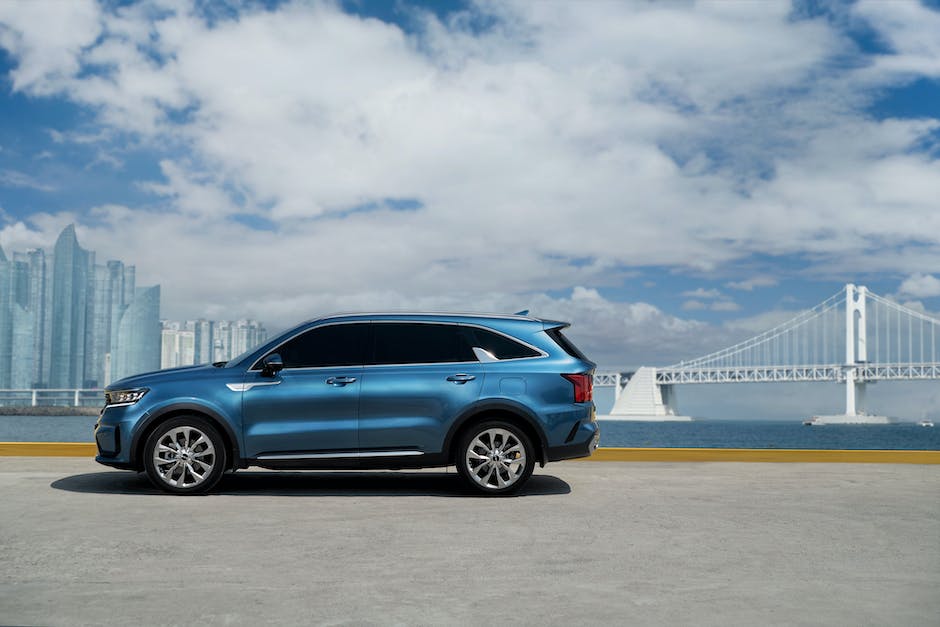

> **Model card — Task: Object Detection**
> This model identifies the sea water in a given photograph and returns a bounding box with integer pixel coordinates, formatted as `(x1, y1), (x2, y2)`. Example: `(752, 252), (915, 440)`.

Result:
(1, 415), (938, 449)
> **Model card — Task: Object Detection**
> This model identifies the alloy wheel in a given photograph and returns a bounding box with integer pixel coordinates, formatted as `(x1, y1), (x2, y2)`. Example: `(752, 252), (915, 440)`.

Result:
(152, 426), (217, 489)
(464, 427), (527, 490)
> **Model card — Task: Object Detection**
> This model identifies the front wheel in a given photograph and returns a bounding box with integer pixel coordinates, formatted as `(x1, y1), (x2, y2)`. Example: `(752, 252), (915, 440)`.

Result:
(456, 421), (535, 495)
(143, 417), (226, 494)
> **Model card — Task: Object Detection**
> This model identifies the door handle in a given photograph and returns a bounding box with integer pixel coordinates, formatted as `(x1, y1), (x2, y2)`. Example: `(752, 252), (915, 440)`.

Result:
(446, 374), (476, 383)
(326, 376), (357, 386)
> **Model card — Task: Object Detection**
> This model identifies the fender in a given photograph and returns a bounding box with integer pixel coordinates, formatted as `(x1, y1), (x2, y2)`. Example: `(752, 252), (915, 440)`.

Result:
(129, 402), (243, 469)
(443, 398), (549, 465)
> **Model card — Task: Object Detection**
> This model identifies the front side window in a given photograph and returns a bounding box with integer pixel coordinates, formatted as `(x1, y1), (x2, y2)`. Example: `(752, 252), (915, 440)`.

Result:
(268, 323), (369, 368)
(371, 323), (475, 365)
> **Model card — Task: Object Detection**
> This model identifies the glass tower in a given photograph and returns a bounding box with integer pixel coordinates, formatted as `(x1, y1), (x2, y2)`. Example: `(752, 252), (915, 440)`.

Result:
(112, 286), (161, 382)
(0, 225), (161, 389)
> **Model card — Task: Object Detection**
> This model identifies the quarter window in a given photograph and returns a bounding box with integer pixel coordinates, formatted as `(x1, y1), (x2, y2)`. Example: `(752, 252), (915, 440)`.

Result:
(464, 327), (541, 360)
(371, 323), (475, 365)
(270, 323), (369, 368)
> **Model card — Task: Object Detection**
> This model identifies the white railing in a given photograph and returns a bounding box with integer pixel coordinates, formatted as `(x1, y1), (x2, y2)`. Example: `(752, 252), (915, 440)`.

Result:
(0, 389), (103, 407)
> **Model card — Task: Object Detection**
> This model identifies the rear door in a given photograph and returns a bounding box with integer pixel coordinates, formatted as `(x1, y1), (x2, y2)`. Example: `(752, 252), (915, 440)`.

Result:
(357, 322), (484, 455)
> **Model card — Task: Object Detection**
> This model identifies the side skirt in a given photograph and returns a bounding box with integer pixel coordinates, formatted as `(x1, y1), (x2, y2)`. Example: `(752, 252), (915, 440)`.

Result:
(247, 450), (450, 471)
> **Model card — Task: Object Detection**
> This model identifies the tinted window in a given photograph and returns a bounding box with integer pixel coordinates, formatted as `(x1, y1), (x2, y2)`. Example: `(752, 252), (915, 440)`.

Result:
(465, 327), (541, 360)
(372, 323), (475, 365)
(545, 328), (588, 360)
(271, 323), (368, 368)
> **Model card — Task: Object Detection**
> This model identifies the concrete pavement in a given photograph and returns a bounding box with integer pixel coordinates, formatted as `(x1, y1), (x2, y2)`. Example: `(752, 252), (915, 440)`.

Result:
(0, 458), (937, 626)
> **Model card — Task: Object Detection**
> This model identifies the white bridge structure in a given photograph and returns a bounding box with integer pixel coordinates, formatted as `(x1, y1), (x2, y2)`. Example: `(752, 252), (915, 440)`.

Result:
(593, 284), (940, 422)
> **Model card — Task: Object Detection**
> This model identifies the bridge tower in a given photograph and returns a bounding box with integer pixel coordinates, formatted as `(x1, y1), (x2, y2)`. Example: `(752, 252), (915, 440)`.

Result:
(844, 283), (867, 416)
(603, 367), (691, 421)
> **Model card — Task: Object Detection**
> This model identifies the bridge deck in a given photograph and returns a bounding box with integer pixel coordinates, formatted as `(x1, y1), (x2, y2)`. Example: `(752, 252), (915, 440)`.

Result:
(593, 363), (940, 385)
(1, 458), (937, 625)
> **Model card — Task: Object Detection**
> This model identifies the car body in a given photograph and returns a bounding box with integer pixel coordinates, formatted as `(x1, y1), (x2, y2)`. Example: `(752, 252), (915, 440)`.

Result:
(95, 312), (599, 494)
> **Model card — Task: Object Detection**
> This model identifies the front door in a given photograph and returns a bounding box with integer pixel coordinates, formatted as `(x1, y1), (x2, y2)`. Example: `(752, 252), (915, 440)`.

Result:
(241, 322), (369, 458)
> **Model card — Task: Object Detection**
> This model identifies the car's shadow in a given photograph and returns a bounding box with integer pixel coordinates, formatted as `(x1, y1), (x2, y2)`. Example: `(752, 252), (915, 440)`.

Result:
(50, 469), (571, 497)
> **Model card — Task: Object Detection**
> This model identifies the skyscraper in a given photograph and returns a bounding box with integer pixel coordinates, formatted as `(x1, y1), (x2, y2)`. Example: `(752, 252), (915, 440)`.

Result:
(49, 224), (93, 388)
(112, 286), (161, 382)
(0, 225), (161, 388)
(160, 319), (266, 369)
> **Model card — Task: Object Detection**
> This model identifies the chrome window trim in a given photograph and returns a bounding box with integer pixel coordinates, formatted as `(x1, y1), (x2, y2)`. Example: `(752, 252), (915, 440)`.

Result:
(249, 319), (549, 372)
(300, 311), (541, 322)
(459, 322), (549, 361)
(472, 347), (498, 363)
(256, 450), (424, 461)
(363, 321), (548, 368)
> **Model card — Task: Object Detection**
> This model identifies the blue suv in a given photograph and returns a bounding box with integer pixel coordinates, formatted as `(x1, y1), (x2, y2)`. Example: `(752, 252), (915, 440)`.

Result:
(95, 313), (599, 495)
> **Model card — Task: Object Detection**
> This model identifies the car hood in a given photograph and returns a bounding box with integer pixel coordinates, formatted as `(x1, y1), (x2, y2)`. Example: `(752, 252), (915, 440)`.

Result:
(107, 364), (220, 390)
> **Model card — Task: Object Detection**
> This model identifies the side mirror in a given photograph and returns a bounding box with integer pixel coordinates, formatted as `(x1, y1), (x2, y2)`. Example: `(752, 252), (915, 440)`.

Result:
(261, 353), (284, 378)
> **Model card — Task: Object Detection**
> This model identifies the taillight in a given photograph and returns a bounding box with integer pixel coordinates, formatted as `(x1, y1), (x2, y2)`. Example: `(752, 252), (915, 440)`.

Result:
(562, 373), (593, 403)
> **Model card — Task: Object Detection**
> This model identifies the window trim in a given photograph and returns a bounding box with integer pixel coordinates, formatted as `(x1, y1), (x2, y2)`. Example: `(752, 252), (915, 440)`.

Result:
(364, 321), (548, 368)
(248, 319), (548, 372)
(461, 324), (547, 362)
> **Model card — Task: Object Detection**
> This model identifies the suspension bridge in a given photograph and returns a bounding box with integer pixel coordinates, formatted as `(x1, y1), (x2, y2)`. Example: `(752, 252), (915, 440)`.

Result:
(594, 284), (940, 422)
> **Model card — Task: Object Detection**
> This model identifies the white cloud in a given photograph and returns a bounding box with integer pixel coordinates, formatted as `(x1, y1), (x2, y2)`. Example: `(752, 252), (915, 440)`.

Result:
(726, 276), (778, 291)
(682, 288), (723, 299)
(681, 288), (739, 311)
(0, 0), (938, 365)
(709, 300), (741, 312)
(0, 0), (101, 94)
(898, 273), (940, 299)
(854, 0), (940, 78)
(0, 169), (55, 192)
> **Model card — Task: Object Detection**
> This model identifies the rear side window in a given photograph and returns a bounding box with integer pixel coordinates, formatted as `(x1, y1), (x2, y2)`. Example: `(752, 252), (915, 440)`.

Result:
(372, 323), (476, 365)
(271, 323), (369, 368)
(545, 328), (588, 360)
(464, 326), (541, 360)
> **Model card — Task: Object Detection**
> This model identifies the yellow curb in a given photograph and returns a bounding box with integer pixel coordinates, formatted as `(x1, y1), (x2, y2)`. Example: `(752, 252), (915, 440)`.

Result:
(576, 447), (940, 464)
(0, 442), (97, 457)
(0, 442), (938, 463)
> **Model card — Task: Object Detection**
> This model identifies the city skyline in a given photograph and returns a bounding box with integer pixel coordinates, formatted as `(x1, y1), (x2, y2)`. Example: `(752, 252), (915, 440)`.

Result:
(0, 1), (938, 417)
(0, 224), (161, 388)
(161, 318), (267, 370)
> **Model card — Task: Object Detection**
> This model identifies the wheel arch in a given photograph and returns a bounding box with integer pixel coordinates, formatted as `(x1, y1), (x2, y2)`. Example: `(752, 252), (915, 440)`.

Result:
(131, 403), (242, 471)
(445, 400), (548, 467)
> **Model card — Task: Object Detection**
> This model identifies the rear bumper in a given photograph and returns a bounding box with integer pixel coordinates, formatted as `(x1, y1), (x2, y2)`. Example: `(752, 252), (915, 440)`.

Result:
(546, 421), (599, 462)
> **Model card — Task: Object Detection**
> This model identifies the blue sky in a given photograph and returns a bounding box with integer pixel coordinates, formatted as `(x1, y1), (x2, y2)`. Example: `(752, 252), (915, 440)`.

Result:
(0, 1), (939, 417)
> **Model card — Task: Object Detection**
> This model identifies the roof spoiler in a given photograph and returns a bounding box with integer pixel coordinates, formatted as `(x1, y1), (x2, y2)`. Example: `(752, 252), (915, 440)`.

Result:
(540, 319), (570, 330)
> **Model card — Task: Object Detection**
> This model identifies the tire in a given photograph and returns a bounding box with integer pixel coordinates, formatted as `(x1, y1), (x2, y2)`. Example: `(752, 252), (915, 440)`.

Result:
(143, 416), (227, 494)
(456, 420), (535, 495)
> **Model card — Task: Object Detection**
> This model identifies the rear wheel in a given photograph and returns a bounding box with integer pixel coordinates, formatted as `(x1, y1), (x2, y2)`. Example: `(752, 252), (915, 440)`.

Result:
(143, 416), (226, 494)
(456, 420), (535, 495)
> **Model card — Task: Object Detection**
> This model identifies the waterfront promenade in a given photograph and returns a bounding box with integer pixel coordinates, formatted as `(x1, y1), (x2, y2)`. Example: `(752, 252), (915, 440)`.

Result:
(1, 458), (937, 626)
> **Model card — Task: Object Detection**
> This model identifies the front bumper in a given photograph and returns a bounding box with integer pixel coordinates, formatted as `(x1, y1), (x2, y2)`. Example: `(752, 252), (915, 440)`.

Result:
(94, 404), (145, 468)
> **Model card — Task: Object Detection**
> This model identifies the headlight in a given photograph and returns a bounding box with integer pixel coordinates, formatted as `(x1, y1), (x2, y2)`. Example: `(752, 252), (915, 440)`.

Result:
(105, 388), (149, 406)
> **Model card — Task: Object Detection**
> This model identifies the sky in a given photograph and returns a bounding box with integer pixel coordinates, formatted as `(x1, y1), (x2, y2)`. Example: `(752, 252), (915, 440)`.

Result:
(0, 0), (939, 418)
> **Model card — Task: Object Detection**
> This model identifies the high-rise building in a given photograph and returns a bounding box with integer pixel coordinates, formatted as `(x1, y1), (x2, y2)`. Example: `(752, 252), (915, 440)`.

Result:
(160, 321), (195, 369)
(160, 319), (266, 368)
(112, 286), (161, 382)
(0, 225), (161, 388)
